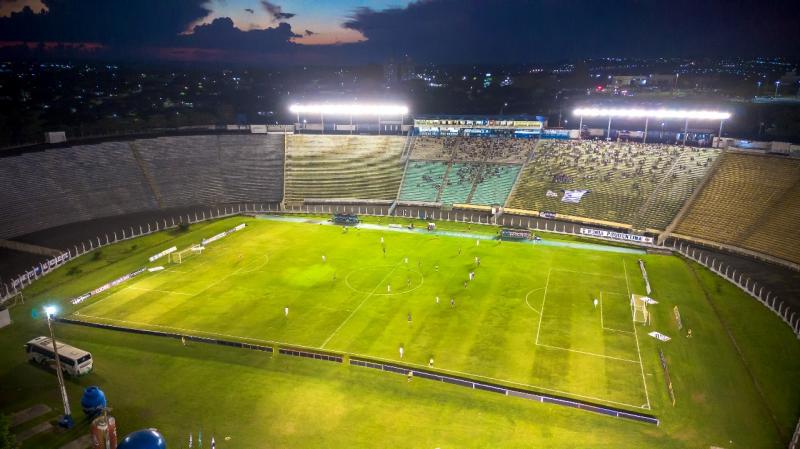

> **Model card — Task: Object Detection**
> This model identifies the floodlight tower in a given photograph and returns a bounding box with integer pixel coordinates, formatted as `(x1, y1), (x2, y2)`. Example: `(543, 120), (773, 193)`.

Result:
(44, 305), (74, 428)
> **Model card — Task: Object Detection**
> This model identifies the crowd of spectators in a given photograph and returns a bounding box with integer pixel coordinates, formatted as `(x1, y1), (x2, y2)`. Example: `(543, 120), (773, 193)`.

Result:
(413, 136), (534, 162)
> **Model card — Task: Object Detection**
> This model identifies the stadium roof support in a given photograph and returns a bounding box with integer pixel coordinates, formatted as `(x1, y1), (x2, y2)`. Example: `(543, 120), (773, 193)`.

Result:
(289, 103), (409, 135)
(573, 108), (731, 146)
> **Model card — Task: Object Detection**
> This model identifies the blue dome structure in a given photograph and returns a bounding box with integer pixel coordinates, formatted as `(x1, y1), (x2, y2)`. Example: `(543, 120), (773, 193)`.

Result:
(80, 386), (107, 416)
(117, 429), (167, 449)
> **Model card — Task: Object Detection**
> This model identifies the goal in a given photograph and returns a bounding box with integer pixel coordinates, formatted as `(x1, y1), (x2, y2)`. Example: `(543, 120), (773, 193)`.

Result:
(169, 244), (204, 264)
(631, 294), (650, 325)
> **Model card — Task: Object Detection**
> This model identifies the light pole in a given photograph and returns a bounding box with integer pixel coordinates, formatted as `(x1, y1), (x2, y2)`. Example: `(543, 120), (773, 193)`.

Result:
(643, 117), (649, 144)
(774, 80), (781, 97)
(44, 306), (74, 429)
(660, 122), (665, 141)
(756, 80), (762, 97)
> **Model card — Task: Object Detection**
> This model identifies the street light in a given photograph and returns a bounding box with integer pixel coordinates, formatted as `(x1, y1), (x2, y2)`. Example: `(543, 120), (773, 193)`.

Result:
(774, 80), (781, 97)
(44, 305), (74, 429)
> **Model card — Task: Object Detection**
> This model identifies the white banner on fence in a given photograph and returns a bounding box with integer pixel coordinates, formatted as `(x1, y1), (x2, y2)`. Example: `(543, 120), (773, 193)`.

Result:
(561, 189), (588, 203)
(580, 228), (654, 244)
(201, 223), (247, 245)
(149, 246), (177, 262)
(71, 267), (146, 305)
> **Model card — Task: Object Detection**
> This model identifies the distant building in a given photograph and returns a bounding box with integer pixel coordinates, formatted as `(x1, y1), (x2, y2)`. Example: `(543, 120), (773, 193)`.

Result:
(609, 74), (674, 89)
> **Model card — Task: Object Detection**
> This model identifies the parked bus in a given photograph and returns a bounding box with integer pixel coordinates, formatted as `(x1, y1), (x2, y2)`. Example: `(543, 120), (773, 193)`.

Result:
(25, 336), (93, 376)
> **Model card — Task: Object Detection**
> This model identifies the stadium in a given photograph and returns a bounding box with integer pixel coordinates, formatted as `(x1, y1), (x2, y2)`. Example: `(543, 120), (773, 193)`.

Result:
(0, 104), (799, 449)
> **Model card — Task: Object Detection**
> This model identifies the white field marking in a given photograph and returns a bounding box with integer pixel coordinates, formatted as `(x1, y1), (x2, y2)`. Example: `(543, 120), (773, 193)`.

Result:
(237, 255), (270, 274)
(534, 268), (552, 345)
(185, 254), (268, 297)
(127, 286), (193, 296)
(600, 291), (635, 334)
(524, 287), (546, 314)
(78, 285), (133, 311)
(342, 350), (649, 410)
(535, 343), (640, 364)
(623, 259), (652, 410)
(551, 268), (625, 280)
(599, 291), (605, 329)
(70, 312), (648, 411)
(320, 259), (404, 349)
(344, 266), (424, 296)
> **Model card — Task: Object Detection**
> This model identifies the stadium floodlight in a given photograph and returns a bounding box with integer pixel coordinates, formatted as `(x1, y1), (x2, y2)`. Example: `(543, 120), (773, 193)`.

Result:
(573, 108), (731, 120)
(44, 305), (58, 317)
(288, 103), (409, 116)
(43, 303), (74, 429)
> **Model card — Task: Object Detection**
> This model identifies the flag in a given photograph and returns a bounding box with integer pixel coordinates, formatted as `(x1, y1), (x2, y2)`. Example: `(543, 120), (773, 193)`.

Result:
(561, 189), (588, 204)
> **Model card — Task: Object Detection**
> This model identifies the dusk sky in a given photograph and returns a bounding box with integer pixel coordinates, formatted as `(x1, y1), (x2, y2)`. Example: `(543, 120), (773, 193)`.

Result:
(0, 0), (798, 65)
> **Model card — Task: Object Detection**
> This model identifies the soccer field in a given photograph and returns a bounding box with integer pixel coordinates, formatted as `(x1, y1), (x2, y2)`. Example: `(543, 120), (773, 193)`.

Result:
(71, 216), (653, 410)
(3, 214), (799, 449)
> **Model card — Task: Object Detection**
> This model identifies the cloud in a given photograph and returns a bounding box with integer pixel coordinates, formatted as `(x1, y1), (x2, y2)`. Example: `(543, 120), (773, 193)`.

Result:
(244, 8), (254, 14)
(0, 0), (212, 45)
(343, 0), (800, 63)
(260, 1), (294, 22)
(180, 16), (299, 51)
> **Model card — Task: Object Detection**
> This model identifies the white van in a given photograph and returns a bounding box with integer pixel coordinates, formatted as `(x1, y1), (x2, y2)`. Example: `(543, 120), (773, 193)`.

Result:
(25, 336), (93, 376)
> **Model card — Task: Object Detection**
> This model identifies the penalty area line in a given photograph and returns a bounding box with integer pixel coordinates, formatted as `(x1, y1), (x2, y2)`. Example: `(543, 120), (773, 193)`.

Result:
(623, 259), (651, 410)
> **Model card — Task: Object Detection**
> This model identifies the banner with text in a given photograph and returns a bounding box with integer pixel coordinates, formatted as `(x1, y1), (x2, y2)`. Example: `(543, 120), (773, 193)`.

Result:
(580, 228), (654, 244)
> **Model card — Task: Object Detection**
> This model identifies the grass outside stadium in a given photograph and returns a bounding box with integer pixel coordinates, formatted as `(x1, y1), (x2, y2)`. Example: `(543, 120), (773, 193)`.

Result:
(1, 214), (799, 449)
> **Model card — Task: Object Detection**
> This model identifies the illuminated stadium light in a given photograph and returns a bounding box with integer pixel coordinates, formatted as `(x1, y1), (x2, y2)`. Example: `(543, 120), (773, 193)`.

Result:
(573, 108), (731, 120)
(289, 103), (409, 116)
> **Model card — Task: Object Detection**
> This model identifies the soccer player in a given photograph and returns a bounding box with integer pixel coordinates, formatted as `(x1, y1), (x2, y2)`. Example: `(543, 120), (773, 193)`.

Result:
(181, 336), (186, 346)
(408, 312), (412, 324)
(436, 296), (440, 304)
(407, 277), (411, 287)
(399, 346), (404, 358)
(593, 298), (599, 309)
(387, 284), (392, 293)
(322, 255), (326, 263)
(404, 257), (409, 264)
(435, 264), (439, 272)
(429, 357), (434, 367)
(285, 306), (289, 317)
(407, 370), (413, 382)
(450, 296), (455, 307)
(380, 236), (384, 244)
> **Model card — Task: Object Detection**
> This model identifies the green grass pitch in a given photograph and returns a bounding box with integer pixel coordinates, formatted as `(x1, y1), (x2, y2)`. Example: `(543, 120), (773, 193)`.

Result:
(1, 215), (799, 449)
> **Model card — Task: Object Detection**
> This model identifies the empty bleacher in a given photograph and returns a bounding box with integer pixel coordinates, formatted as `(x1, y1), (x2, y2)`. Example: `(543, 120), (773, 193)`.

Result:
(0, 142), (158, 239)
(673, 152), (800, 264)
(284, 135), (405, 202)
(470, 164), (521, 206)
(507, 140), (718, 228)
(0, 134), (286, 239)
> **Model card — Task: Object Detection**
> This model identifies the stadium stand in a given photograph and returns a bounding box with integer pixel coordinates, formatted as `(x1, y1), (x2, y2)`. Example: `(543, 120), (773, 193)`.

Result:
(506, 140), (718, 228)
(410, 136), (534, 162)
(440, 163), (475, 204)
(283, 135), (405, 202)
(398, 160), (448, 202)
(0, 134), (285, 239)
(672, 152), (800, 265)
(0, 142), (158, 239)
(470, 164), (521, 206)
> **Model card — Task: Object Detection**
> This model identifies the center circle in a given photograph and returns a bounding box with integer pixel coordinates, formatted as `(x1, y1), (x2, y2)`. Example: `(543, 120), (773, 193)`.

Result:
(346, 265), (424, 295)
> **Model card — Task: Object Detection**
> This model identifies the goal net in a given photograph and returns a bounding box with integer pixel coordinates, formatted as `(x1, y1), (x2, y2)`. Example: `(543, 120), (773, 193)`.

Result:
(631, 294), (650, 325)
(169, 244), (204, 264)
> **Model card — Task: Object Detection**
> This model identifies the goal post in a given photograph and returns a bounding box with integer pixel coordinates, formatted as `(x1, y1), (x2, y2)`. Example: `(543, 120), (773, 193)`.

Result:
(169, 244), (204, 264)
(631, 294), (650, 325)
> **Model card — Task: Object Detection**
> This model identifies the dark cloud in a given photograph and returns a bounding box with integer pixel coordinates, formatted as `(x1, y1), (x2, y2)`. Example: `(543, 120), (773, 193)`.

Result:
(344, 0), (800, 63)
(180, 17), (299, 51)
(260, 1), (294, 22)
(244, 8), (254, 14)
(0, 0), (798, 65)
(0, 0), (212, 45)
